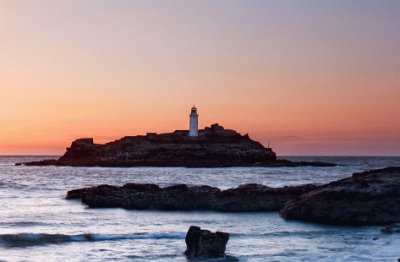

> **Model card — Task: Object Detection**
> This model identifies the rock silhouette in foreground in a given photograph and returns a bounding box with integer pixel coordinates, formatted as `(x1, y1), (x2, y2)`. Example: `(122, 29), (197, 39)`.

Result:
(184, 226), (229, 259)
(17, 124), (335, 167)
(67, 167), (400, 225)
(280, 167), (400, 225)
(67, 183), (318, 212)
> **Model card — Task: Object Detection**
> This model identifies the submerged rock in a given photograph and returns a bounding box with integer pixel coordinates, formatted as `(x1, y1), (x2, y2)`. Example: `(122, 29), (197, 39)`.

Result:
(381, 226), (395, 234)
(380, 225), (400, 234)
(184, 226), (229, 259)
(67, 183), (318, 212)
(280, 167), (400, 225)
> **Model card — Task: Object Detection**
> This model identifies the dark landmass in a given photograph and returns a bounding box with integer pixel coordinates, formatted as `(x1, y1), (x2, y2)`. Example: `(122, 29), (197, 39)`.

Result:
(184, 226), (229, 259)
(67, 183), (318, 211)
(67, 167), (400, 225)
(280, 166), (400, 225)
(16, 124), (335, 167)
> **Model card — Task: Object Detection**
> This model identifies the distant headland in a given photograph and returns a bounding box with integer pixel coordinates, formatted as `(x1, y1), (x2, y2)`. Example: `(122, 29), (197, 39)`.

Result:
(18, 107), (335, 167)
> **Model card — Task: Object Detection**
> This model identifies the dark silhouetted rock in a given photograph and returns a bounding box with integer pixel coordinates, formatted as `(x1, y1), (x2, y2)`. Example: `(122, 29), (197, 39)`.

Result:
(122, 183), (161, 192)
(67, 167), (400, 225)
(66, 187), (92, 199)
(17, 124), (335, 167)
(280, 167), (400, 225)
(213, 183), (318, 211)
(184, 226), (229, 259)
(66, 182), (318, 212)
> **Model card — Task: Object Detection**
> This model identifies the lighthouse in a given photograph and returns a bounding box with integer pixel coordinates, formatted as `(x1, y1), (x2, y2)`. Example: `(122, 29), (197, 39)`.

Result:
(189, 106), (199, 137)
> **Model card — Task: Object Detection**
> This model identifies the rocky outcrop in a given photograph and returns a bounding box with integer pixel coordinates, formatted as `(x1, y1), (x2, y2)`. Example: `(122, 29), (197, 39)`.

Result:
(17, 123), (335, 167)
(212, 183), (318, 211)
(280, 167), (400, 225)
(184, 226), (229, 259)
(67, 167), (400, 225)
(67, 183), (318, 212)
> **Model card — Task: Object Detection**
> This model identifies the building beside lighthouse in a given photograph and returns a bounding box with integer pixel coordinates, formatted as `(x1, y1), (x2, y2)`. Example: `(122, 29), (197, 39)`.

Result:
(189, 106), (199, 137)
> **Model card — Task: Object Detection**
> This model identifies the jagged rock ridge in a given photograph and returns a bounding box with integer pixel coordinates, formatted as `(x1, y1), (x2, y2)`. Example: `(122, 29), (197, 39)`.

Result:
(66, 183), (318, 211)
(67, 167), (400, 225)
(280, 167), (400, 225)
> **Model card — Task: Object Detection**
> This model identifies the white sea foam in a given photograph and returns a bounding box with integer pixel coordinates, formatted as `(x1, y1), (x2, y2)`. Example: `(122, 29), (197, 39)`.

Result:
(0, 232), (185, 247)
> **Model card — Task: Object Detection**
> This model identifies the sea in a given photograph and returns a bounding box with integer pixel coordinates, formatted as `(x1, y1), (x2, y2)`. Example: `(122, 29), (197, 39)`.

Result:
(0, 156), (400, 262)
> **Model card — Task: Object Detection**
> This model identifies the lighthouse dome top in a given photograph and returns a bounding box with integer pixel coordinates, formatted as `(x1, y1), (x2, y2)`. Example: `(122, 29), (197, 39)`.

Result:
(191, 106), (198, 114)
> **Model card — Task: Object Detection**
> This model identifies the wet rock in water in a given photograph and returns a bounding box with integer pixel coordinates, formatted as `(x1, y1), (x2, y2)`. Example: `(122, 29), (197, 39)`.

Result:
(280, 167), (400, 225)
(66, 187), (93, 199)
(213, 183), (318, 212)
(67, 183), (317, 212)
(184, 226), (229, 259)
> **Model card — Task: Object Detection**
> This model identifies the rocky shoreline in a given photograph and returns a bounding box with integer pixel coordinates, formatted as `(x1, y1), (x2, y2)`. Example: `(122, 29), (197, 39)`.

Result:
(280, 166), (400, 225)
(67, 167), (400, 225)
(67, 183), (318, 212)
(16, 124), (335, 168)
(19, 158), (336, 168)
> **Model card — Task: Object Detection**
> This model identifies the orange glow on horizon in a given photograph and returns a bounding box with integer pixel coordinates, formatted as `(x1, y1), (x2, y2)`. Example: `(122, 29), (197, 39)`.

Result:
(1, 2), (399, 156)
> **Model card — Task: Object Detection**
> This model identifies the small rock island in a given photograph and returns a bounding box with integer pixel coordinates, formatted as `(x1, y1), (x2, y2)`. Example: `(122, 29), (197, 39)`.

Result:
(19, 107), (334, 167)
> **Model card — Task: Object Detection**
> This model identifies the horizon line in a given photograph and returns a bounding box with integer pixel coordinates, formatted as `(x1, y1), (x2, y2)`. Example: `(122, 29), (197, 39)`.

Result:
(1, 154), (399, 157)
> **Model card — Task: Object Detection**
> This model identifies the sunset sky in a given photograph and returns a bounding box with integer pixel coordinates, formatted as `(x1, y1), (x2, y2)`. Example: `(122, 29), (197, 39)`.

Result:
(1, 1), (399, 156)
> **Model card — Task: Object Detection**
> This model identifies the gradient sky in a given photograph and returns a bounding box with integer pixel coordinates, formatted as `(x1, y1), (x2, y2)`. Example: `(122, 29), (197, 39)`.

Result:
(1, 0), (399, 156)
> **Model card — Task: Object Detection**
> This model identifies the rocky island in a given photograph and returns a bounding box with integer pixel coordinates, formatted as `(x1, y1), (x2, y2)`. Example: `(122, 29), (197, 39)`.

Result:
(17, 107), (336, 167)
(18, 123), (334, 168)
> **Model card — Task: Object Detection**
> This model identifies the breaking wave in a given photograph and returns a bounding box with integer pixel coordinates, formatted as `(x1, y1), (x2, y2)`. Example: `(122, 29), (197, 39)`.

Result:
(0, 232), (184, 247)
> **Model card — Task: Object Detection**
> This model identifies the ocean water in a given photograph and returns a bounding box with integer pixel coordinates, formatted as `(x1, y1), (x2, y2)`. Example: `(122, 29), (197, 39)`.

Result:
(0, 156), (400, 261)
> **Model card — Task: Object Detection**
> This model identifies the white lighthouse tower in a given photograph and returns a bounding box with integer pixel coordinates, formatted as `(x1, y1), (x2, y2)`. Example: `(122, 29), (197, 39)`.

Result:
(189, 106), (199, 137)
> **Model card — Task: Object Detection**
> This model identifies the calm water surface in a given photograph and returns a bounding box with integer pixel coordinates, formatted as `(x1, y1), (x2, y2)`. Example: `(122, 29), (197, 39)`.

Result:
(0, 156), (399, 261)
